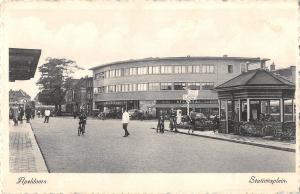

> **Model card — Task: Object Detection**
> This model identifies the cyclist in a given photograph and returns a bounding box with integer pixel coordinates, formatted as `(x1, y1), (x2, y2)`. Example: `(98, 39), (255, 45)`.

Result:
(78, 109), (87, 136)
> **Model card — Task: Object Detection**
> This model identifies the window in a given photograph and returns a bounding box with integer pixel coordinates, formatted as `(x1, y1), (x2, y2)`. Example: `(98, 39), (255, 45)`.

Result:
(93, 88), (98, 94)
(129, 84), (137, 92)
(174, 66), (186, 74)
(108, 85), (116, 93)
(105, 71), (109, 78)
(241, 63), (247, 73)
(137, 67), (148, 75)
(97, 87), (105, 93)
(193, 65), (201, 73)
(149, 83), (160, 91)
(228, 65), (233, 73)
(129, 67), (137, 75)
(115, 69), (121, 77)
(161, 83), (172, 90)
(161, 66), (173, 74)
(137, 83), (148, 91)
(202, 65), (215, 73)
(109, 70), (115, 77)
(124, 68), (130, 76)
(121, 84), (129, 92)
(187, 66), (193, 73)
(174, 82), (187, 90)
(187, 82), (201, 90)
(202, 82), (214, 90)
(116, 85), (122, 92)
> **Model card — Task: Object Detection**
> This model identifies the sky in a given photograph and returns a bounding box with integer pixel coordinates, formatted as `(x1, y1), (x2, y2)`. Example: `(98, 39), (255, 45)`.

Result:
(5, 1), (298, 98)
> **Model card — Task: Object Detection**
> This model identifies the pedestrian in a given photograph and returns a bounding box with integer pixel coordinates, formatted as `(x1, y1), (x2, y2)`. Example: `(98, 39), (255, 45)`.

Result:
(169, 108), (178, 132)
(31, 109), (35, 119)
(122, 109), (130, 137)
(37, 110), (41, 118)
(25, 106), (31, 123)
(189, 110), (197, 134)
(12, 106), (19, 126)
(157, 110), (165, 133)
(18, 106), (24, 124)
(78, 109), (87, 135)
(44, 109), (51, 123)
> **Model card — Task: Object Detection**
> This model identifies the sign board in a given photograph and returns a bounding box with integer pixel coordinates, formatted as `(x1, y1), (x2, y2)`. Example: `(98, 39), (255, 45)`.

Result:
(187, 90), (198, 97)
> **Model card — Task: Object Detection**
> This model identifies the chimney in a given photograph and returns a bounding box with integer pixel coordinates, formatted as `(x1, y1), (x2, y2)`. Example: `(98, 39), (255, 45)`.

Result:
(270, 62), (275, 71)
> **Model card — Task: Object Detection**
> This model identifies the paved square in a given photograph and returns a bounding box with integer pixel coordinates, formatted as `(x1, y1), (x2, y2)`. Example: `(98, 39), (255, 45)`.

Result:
(31, 117), (295, 173)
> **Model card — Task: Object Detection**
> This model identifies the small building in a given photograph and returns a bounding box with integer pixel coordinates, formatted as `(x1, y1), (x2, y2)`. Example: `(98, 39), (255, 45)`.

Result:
(9, 89), (31, 108)
(215, 69), (295, 135)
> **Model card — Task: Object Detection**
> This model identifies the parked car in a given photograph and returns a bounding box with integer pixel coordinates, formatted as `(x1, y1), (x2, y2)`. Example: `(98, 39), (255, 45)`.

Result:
(128, 109), (143, 119)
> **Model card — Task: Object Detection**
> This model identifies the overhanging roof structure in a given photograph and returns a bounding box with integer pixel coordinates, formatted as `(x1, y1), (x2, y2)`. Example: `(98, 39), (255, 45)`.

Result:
(215, 69), (295, 91)
(9, 48), (41, 82)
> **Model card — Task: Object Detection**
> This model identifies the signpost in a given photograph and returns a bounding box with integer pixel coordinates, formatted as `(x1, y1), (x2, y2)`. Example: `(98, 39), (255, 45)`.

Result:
(183, 90), (198, 115)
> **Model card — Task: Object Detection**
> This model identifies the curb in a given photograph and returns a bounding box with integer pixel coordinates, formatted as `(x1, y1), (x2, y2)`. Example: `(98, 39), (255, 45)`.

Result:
(28, 123), (49, 172)
(164, 129), (295, 153)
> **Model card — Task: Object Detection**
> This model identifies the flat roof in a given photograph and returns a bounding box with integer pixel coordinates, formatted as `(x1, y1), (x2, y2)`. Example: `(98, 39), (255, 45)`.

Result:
(89, 56), (270, 70)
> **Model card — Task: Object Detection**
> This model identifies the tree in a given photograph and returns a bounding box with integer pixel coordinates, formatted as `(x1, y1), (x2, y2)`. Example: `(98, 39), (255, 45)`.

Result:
(36, 57), (83, 114)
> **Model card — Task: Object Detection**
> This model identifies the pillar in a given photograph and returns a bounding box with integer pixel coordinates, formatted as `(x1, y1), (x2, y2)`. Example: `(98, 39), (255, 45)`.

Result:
(280, 98), (284, 122)
(218, 100), (221, 119)
(247, 98), (250, 122)
(238, 99), (241, 122)
(225, 100), (228, 133)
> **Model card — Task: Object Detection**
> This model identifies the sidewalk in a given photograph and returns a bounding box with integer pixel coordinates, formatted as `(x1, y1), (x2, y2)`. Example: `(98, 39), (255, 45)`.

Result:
(9, 121), (48, 173)
(166, 128), (295, 152)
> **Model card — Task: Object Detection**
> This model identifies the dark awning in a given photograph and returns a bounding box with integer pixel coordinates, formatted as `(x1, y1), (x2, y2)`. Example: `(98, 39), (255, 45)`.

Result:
(9, 48), (41, 82)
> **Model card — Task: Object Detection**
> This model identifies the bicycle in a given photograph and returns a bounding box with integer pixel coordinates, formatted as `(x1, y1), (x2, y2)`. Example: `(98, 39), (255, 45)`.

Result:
(78, 122), (86, 136)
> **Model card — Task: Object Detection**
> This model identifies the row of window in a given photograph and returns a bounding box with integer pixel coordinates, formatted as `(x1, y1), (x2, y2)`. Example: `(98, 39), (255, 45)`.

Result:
(94, 65), (216, 80)
(94, 82), (215, 93)
(156, 100), (218, 104)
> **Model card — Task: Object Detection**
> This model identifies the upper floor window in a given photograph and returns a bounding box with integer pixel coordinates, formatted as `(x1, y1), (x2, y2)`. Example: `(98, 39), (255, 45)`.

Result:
(174, 82), (187, 90)
(116, 84), (122, 92)
(115, 69), (121, 77)
(161, 66), (173, 74)
(109, 70), (115, 77)
(161, 82), (172, 90)
(124, 68), (130, 76)
(129, 83), (137, 92)
(148, 83), (160, 91)
(240, 64), (247, 73)
(137, 83), (148, 91)
(228, 65), (233, 73)
(108, 85), (116, 93)
(187, 66), (193, 73)
(174, 66), (186, 74)
(137, 67), (148, 75)
(129, 67), (137, 75)
(148, 66), (160, 74)
(193, 65), (201, 73)
(202, 65), (215, 73)
(121, 84), (129, 92)
(105, 71), (109, 78)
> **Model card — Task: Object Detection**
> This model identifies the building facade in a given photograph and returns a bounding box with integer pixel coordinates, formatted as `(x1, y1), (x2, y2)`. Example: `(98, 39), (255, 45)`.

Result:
(9, 89), (31, 107)
(90, 56), (269, 117)
(65, 77), (93, 115)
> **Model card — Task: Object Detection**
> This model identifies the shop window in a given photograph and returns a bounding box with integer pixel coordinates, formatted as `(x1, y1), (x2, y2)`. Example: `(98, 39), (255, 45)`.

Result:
(228, 65), (233, 73)
(220, 100), (226, 120)
(284, 99), (293, 121)
(161, 83), (172, 90)
(187, 82), (201, 90)
(201, 82), (214, 90)
(269, 100), (280, 122)
(149, 83), (160, 91)
(174, 82), (187, 90)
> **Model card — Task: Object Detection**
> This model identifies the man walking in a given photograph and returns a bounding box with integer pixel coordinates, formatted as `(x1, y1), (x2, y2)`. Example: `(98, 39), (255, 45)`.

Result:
(122, 109), (130, 137)
(44, 109), (51, 123)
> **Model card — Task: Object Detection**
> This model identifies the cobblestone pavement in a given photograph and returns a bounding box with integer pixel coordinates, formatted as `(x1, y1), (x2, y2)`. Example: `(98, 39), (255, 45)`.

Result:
(31, 117), (295, 173)
(9, 121), (48, 173)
